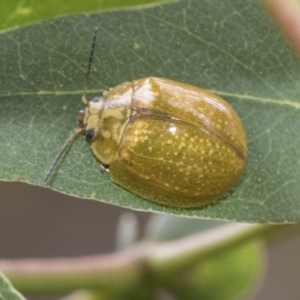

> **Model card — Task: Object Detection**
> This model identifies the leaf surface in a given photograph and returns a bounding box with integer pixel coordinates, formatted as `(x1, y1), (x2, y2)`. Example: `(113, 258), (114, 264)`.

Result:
(1, 0), (300, 223)
(0, 272), (25, 300)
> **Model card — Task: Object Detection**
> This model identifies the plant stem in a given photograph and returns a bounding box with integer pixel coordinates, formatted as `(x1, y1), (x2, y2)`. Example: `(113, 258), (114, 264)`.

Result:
(0, 223), (295, 295)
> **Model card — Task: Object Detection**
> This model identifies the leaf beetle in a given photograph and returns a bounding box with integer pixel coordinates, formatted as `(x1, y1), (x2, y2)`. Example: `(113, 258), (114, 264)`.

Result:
(45, 28), (247, 208)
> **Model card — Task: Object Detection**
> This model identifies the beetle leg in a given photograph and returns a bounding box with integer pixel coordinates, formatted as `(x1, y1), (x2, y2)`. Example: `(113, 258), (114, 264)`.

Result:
(130, 107), (139, 117)
(82, 95), (89, 105)
(100, 164), (109, 174)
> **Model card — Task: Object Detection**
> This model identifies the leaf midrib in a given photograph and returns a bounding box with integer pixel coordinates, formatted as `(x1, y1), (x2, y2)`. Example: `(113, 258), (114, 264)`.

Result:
(0, 89), (299, 109)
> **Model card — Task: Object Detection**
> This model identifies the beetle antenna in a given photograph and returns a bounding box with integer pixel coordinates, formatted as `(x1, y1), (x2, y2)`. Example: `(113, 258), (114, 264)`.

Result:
(43, 128), (82, 184)
(44, 28), (98, 184)
(82, 27), (98, 105)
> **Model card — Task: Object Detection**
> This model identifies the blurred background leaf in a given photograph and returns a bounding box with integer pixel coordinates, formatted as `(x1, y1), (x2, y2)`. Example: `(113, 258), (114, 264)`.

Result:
(0, 0), (169, 32)
(144, 216), (264, 300)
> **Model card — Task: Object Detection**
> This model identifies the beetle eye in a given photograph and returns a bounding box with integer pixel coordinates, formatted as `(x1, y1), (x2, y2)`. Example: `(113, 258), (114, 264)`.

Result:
(85, 128), (95, 141)
(91, 97), (100, 103)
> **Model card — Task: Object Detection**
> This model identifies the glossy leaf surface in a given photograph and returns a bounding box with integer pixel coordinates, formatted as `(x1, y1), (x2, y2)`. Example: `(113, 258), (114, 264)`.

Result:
(0, 0), (300, 222)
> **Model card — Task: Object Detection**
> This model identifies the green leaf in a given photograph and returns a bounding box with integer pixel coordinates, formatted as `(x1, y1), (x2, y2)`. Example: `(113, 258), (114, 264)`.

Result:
(1, 0), (300, 223)
(145, 217), (264, 300)
(165, 240), (264, 300)
(0, 272), (26, 300)
(0, 0), (168, 32)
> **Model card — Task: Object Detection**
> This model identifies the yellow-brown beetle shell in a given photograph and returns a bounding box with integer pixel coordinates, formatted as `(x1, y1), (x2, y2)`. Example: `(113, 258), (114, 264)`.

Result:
(83, 77), (247, 208)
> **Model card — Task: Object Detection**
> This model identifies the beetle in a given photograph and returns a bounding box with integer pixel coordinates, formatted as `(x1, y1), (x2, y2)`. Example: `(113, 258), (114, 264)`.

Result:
(44, 28), (247, 208)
